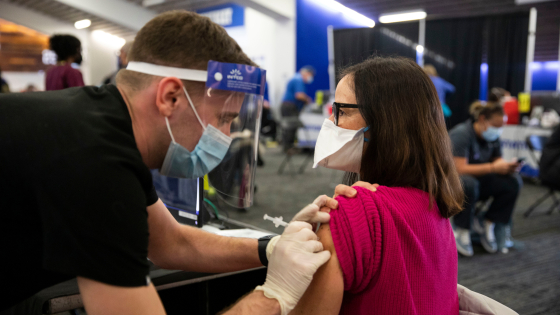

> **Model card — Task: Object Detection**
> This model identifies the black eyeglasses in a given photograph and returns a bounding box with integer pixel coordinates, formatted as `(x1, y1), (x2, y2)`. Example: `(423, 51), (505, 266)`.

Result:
(332, 102), (358, 126)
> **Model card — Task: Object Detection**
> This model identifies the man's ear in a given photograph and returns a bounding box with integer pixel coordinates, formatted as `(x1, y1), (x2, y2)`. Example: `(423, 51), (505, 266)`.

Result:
(155, 77), (184, 117)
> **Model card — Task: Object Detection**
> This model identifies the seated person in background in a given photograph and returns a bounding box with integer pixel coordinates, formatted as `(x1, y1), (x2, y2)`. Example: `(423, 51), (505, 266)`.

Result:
(449, 101), (522, 256)
(540, 125), (560, 191)
(291, 56), (464, 315)
(488, 87), (511, 104)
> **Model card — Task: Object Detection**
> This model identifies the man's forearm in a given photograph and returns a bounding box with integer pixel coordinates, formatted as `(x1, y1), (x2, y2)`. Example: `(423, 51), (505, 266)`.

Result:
(295, 92), (310, 103)
(158, 225), (263, 272)
(221, 291), (281, 315)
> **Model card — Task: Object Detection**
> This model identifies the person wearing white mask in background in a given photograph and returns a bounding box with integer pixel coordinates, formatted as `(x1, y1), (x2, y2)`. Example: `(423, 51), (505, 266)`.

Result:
(449, 101), (523, 257)
(0, 11), (367, 315)
(102, 40), (134, 85)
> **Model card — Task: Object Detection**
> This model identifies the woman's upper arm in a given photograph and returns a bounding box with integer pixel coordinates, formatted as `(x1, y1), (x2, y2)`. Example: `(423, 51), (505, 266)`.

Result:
(290, 215), (344, 315)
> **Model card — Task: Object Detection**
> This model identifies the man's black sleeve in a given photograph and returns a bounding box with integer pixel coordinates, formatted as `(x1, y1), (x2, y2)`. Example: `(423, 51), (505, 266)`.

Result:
(147, 185), (159, 206)
(35, 150), (150, 287)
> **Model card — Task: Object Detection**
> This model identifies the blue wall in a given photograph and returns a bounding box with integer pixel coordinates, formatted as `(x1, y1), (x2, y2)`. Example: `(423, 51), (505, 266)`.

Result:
(479, 61), (558, 99)
(296, 0), (373, 98)
(531, 61), (559, 91)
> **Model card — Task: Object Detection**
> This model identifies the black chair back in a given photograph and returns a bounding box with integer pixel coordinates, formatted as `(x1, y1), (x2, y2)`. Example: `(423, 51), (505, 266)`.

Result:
(526, 135), (550, 164)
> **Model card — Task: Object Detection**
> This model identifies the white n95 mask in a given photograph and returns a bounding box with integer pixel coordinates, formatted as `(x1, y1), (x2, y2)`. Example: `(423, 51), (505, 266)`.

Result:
(313, 119), (369, 173)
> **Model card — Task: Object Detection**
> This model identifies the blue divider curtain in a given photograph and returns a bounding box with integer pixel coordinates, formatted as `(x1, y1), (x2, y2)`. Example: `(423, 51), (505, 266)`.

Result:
(333, 12), (529, 129)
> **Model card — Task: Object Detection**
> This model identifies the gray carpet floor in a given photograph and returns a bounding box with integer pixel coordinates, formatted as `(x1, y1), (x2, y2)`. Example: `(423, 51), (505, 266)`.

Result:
(214, 147), (560, 315)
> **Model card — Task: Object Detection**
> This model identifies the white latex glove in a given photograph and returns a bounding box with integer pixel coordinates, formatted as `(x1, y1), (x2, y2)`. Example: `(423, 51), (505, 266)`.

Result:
(265, 195), (333, 260)
(255, 221), (331, 315)
(290, 195), (333, 224)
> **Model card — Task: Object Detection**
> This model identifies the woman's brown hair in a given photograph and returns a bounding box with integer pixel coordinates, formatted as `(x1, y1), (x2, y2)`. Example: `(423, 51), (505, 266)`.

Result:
(341, 56), (464, 218)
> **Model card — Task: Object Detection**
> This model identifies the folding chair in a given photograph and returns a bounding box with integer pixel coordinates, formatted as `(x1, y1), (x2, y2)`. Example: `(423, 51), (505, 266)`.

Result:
(523, 134), (560, 217)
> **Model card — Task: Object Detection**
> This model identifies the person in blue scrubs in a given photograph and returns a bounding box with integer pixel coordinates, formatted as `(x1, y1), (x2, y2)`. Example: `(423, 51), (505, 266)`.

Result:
(424, 64), (455, 118)
(280, 66), (315, 151)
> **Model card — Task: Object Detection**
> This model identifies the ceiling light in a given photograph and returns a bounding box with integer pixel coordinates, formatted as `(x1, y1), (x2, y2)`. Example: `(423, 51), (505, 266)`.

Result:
(529, 62), (542, 70)
(515, 0), (555, 4)
(379, 11), (427, 23)
(309, 0), (375, 28)
(92, 30), (126, 48)
(74, 19), (91, 29)
(544, 61), (560, 70)
(416, 45), (424, 53)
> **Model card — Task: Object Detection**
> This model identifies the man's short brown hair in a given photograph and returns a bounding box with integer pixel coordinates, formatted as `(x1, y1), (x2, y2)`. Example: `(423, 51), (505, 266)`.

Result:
(117, 10), (255, 90)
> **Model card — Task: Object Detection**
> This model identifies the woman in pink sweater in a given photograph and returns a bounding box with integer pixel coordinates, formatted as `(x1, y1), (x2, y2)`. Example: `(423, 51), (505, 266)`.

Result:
(291, 56), (464, 315)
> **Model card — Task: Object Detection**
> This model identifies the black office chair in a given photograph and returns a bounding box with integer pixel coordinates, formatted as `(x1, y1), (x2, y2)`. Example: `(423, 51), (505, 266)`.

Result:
(524, 134), (560, 217)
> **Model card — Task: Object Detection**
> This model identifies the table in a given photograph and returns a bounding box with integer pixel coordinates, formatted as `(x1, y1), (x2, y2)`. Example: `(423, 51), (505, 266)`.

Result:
(500, 125), (554, 177)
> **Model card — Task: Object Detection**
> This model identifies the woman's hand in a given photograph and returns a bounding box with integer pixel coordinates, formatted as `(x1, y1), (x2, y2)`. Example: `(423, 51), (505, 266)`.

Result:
(333, 181), (379, 199)
(290, 182), (379, 230)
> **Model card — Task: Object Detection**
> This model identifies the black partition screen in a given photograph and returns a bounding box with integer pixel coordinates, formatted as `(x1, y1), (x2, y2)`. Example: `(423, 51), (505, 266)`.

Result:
(333, 22), (418, 78)
(486, 12), (529, 97)
(333, 12), (529, 129)
(425, 17), (486, 128)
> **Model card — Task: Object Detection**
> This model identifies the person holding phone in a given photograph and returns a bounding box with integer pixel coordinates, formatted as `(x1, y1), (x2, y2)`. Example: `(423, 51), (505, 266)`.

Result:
(449, 101), (522, 256)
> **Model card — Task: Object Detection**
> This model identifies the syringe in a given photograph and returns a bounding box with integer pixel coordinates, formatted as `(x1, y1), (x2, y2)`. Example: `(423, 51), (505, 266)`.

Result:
(263, 214), (289, 228)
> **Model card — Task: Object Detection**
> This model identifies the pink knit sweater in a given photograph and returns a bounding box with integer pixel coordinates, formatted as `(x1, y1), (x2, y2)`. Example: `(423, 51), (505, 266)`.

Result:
(330, 186), (459, 315)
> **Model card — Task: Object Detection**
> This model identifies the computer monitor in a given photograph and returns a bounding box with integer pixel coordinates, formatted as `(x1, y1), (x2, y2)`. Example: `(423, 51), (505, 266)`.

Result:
(151, 170), (209, 227)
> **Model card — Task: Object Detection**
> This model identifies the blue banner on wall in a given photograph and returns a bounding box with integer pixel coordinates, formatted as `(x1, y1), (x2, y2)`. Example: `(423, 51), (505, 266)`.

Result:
(197, 3), (244, 28)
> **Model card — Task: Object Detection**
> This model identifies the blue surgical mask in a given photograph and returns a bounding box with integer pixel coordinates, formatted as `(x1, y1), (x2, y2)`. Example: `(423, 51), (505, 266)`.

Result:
(159, 88), (232, 178)
(482, 126), (503, 142)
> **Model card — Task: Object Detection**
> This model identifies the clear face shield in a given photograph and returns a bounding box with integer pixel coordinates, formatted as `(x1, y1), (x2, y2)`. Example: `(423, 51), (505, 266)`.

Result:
(204, 62), (265, 209)
(126, 61), (266, 208)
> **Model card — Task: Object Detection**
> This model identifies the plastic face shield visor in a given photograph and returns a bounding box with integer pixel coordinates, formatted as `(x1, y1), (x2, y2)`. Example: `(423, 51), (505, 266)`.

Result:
(126, 61), (266, 208)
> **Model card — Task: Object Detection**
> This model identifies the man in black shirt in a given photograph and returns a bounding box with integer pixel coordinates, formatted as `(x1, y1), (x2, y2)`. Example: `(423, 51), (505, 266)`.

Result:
(0, 11), (347, 315)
